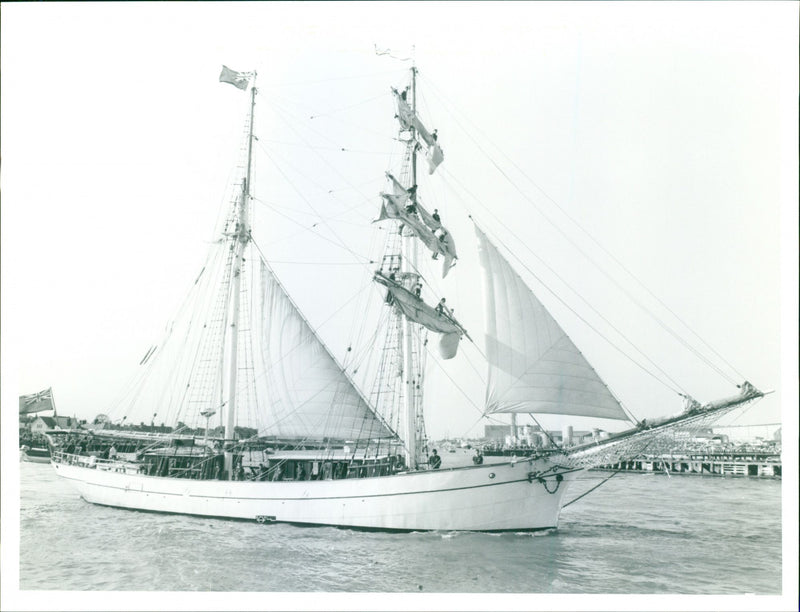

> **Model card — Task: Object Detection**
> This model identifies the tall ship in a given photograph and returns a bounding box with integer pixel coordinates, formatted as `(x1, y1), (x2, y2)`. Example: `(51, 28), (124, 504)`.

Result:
(48, 64), (766, 531)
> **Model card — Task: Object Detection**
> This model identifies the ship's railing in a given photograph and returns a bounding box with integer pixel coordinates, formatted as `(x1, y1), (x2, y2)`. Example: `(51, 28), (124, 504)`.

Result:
(86, 428), (197, 442)
(50, 447), (409, 481)
(51, 450), (146, 474)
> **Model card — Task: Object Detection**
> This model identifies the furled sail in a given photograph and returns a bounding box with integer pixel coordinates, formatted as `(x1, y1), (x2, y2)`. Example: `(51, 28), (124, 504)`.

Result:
(377, 173), (457, 277)
(702, 381), (763, 412)
(476, 226), (628, 420)
(257, 259), (396, 440)
(392, 88), (443, 174)
(426, 143), (444, 175)
(393, 87), (415, 131)
(373, 272), (466, 359)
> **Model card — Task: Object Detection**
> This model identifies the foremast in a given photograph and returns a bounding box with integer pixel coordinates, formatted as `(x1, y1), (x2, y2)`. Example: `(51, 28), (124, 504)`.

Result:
(372, 64), (466, 470)
(402, 64), (421, 469)
(224, 75), (257, 478)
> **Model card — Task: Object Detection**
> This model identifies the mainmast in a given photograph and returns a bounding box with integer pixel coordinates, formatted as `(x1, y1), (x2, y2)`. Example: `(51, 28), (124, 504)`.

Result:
(224, 78), (257, 478)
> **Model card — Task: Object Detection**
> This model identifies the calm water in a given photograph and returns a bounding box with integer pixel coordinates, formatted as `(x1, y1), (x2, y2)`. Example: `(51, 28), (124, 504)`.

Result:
(17, 456), (781, 595)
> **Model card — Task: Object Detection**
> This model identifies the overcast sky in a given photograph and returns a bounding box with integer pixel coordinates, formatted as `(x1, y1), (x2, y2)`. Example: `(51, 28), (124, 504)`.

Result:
(1, 2), (797, 609)
(2, 2), (796, 440)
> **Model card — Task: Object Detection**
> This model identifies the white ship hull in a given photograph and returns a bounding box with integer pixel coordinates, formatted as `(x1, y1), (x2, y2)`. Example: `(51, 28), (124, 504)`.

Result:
(52, 456), (577, 531)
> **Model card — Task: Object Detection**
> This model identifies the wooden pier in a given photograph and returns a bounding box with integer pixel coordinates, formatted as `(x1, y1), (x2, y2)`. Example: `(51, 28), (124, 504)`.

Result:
(597, 451), (781, 478)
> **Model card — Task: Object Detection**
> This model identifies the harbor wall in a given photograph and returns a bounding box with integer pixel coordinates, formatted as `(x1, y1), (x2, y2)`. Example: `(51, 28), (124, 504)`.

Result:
(595, 452), (781, 478)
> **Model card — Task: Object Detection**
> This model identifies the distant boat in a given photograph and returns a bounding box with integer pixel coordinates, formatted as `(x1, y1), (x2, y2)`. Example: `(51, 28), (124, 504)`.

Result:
(48, 63), (766, 531)
(20, 445), (51, 464)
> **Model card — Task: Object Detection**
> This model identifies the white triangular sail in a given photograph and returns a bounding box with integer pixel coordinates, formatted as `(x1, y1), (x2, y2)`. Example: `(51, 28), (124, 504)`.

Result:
(476, 226), (628, 420)
(257, 259), (396, 440)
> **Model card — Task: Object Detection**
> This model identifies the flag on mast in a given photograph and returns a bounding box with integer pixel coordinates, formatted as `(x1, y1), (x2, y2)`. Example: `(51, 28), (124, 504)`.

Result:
(219, 65), (252, 90)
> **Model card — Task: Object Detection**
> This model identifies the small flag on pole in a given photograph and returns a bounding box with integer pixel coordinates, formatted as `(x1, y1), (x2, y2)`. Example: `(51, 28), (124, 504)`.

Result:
(219, 65), (252, 90)
(19, 387), (55, 414)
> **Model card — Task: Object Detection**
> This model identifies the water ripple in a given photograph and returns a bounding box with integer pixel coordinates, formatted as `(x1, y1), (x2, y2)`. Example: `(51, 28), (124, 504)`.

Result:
(18, 463), (781, 594)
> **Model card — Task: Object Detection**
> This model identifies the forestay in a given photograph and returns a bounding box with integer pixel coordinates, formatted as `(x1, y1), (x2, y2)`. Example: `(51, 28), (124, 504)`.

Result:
(476, 226), (628, 420)
(257, 259), (396, 440)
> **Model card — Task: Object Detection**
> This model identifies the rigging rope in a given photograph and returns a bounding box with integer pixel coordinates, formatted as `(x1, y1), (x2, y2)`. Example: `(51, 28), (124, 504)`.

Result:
(561, 417), (680, 494)
(490, 214), (685, 398)
(342, 211), (386, 374)
(527, 413), (563, 450)
(464, 190), (687, 404)
(249, 239), (375, 372)
(251, 192), (371, 263)
(471, 220), (670, 420)
(257, 106), (379, 260)
(308, 92), (388, 120)
(561, 470), (622, 509)
(421, 74), (743, 390)
(259, 68), (405, 92)
(425, 350), (485, 416)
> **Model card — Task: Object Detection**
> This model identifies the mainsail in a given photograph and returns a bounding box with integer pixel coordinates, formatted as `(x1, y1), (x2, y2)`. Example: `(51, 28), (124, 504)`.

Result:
(258, 259), (396, 440)
(476, 226), (629, 420)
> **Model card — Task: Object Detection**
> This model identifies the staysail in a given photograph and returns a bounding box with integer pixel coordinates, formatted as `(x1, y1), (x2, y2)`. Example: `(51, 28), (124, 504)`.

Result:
(476, 226), (629, 420)
(257, 259), (396, 440)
